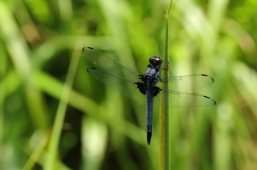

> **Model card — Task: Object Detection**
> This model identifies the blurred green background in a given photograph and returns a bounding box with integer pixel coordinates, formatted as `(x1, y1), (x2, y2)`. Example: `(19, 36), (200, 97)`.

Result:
(1, 0), (257, 169)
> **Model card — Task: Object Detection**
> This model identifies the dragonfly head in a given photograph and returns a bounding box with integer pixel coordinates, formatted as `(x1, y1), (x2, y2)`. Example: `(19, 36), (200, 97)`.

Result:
(148, 56), (162, 68)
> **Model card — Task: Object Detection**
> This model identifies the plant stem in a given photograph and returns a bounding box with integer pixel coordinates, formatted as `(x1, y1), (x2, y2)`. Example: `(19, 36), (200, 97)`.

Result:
(160, 16), (170, 170)
(160, 1), (173, 169)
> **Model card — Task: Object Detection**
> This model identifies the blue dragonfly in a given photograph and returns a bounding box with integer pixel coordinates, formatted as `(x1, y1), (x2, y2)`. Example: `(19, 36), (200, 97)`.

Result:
(82, 47), (216, 145)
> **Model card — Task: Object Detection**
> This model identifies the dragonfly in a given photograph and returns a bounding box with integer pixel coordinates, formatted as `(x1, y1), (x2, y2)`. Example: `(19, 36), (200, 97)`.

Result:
(82, 47), (216, 145)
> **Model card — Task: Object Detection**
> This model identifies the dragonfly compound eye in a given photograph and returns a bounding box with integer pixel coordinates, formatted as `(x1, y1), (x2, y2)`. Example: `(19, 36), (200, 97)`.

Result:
(149, 56), (162, 66)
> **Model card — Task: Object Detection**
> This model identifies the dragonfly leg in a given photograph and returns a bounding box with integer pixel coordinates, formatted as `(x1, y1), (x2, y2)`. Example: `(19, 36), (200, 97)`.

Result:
(160, 57), (170, 71)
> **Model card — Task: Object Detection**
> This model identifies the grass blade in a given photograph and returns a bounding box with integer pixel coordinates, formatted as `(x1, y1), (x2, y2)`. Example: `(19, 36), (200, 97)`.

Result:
(44, 41), (82, 170)
(160, 1), (173, 168)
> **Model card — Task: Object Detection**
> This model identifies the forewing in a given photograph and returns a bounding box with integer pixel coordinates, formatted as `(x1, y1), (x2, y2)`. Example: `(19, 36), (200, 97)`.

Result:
(162, 90), (216, 107)
(87, 67), (145, 103)
(160, 74), (214, 91)
(82, 47), (141, 82)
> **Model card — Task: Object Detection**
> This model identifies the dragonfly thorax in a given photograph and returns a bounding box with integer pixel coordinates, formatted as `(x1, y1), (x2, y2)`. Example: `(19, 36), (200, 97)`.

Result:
(135, 67), (161, 96)
(145, 68), (159, 86)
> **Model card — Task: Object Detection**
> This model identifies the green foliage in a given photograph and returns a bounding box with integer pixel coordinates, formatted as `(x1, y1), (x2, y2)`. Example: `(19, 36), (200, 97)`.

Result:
(1, 0), (257, 169)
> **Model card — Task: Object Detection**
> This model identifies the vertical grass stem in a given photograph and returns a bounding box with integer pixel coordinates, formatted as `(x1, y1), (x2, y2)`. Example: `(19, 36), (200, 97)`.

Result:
(160, 14), (170, 170)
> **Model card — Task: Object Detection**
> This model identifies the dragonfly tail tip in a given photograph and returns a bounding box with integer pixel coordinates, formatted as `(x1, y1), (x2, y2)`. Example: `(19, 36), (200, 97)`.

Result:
(147, 132), (152, 145)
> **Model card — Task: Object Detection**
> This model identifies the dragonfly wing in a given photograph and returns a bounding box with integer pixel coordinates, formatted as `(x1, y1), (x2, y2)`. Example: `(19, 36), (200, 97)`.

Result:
(161, 90), (216, 107)
(160, 74), (214, 91)
(83, 47), (141, 82)
(87, 67), (145, 103)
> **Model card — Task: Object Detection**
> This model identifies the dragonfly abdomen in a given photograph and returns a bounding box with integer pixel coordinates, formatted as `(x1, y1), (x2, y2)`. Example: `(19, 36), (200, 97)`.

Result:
(146, 89), (154, 145)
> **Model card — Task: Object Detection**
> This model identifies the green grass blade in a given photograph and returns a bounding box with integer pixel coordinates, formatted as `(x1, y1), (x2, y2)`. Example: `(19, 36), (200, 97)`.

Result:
(44, 42), (82, 170)
(0, 0), (48, 130)
(165, 0), (174, 16)
(22, 132), (50, 170)
(160, 5), (171, 170)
